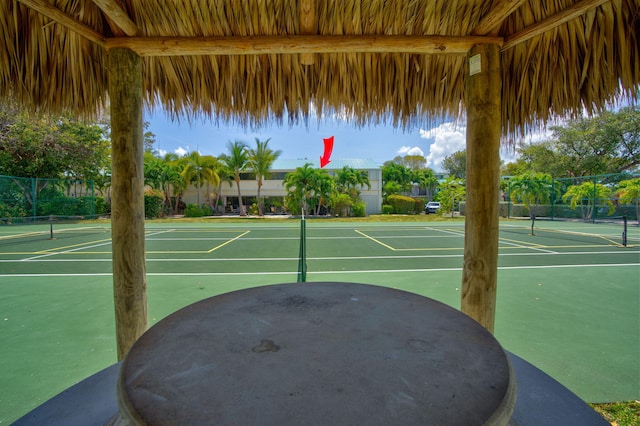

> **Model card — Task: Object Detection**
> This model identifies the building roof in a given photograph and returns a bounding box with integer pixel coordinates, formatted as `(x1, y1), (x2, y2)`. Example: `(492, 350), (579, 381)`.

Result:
(271, 158), (381, 171)
(1, 1), (638, 139)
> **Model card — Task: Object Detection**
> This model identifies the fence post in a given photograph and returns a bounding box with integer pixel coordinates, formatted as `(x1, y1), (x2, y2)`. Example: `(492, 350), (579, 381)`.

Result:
(592, 176), (597, 223)
(31, 177), (37, 218)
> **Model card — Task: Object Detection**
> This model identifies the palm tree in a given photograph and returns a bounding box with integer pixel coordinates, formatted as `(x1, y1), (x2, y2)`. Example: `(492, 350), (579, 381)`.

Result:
(509, 172), (553, 218)
(562, 181), (614, 220)
(247, 138), (282, 216)
(283, 163), (317, 215)
(334, 166), (371, 215)
(158, 153), (182, 214)
(220, 140), (249, 216)
(617, 178), (640, 224)
(181, 151), (220, 208)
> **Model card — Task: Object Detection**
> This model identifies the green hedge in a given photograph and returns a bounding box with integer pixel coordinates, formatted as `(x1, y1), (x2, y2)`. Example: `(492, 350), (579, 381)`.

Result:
(387, 194), (419, 214)
(382, 204), (394, 214)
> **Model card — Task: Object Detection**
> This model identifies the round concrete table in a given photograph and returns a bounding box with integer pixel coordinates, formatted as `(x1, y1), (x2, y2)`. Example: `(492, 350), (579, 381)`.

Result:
(117, 282), (516, 425)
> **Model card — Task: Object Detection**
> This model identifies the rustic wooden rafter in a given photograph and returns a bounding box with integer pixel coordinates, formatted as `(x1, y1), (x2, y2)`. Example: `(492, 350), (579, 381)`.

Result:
(18, 0), (612, 58)
(92, 0), (139, 36)
(472, 0), (528, 36)
(503, 0), (611, 50)
(16, 0), (105, 46)
(105, 35), (504, 56)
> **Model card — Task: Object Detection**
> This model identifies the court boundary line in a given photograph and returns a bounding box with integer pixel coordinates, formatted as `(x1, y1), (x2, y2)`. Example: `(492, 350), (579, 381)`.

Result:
(0, 262), (637, 278)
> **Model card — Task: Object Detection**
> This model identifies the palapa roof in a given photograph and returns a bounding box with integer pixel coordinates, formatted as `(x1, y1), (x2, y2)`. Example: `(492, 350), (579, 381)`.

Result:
(1, 0), (639, 139)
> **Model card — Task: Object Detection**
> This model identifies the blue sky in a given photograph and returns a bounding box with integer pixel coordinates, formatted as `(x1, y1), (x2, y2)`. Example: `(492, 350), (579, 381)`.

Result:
(145, 110), (529, 172)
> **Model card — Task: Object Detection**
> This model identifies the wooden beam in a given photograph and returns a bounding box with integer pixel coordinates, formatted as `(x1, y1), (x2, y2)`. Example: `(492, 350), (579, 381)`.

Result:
(106, 34), (503, 57)
(472, 0), (528, 36)
(461, 44), (502, 333)
(16, 0), (105, 46)
(502, 0), (610, 50)
(108, 48), (147, 360)
(92, 0), (139, 36)
(299, 0), (316, 65)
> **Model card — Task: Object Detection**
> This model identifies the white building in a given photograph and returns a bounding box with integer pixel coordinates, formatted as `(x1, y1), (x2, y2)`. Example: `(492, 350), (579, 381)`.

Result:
(181, 158), (383, 215)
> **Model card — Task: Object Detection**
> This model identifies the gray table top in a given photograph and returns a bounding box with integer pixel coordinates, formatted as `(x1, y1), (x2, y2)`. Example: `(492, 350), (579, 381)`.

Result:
(118, 282), (516, 425)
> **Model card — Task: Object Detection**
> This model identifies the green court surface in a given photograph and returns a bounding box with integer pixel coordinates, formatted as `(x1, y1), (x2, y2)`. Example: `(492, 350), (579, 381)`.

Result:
(1, 218), (639, 423)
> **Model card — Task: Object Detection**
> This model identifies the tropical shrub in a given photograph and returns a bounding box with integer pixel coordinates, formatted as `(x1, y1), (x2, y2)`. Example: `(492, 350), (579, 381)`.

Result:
(144, 190), (164, 219)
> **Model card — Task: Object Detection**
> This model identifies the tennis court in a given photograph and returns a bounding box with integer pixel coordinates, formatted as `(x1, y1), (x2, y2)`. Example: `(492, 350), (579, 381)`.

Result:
(1, 218), (639, 423)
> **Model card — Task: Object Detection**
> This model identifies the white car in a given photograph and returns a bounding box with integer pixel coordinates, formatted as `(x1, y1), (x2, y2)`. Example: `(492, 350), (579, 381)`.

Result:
(425, 202), (441, 214)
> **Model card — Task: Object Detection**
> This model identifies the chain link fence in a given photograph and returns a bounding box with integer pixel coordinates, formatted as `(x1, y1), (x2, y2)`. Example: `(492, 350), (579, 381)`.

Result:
(0, 175), (107, 221)
(503, 173), (638, 222)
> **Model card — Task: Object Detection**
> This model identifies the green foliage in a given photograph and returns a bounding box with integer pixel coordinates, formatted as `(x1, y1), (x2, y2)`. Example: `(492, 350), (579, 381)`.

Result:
(35, 196), (96, 217)
(330, 192), (352, 217)
(503, 107), (640, 177)
(144, 191), (164, 219)
(94, 197), (109, 215)
(0, 102), (109, 180)
(562, 182), (614, 219)
(382, 204), (394, 214)
(442, 150), (467, 179)
(617, 178), (640, 222)
(184, 204), (205, 218)
(387, 194), (418, 214)
(284, 163), (334, 215)
(0, 201), (26, 218)
(436, 178), (466, 213)
(508, 172), (553, 217)
(249, 203), (259, 215)
(248, 138), (282, 216)
(220, 140), (250, 216)
(351, 201), (366, 217)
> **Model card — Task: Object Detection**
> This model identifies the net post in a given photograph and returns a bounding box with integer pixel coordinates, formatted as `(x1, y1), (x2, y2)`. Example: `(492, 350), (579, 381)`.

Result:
(530, 213), (535, 236)
(49, 215), (54, 240)
(622, 215), (627, 247)
(297, 208), (307, 283)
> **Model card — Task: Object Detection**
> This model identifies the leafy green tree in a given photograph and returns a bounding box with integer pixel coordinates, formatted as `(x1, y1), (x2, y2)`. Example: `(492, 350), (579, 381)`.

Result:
(181, 151), (220, 208)
(436, 177), (466, 214)
(0, 102), (110, 211)
(247, 138), (281, 216)
(411, 168), (439, 199)
(332, 166), (370, 216)
(283, 163), (333, 215)
(508, 107), (640, 177)
(509, 172), (553, 218)
(442, 150), (467, 179)
(220, 140), (249, 216)
(390, 155), (427, 170)
(381, 162), (412, 196)
(143, 122), (156, 153)
(562, 181), (614, 220)
(616, 178), (640, 223)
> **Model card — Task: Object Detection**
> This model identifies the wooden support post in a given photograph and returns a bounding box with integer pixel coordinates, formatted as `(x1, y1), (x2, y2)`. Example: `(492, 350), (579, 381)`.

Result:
(461, 44), (502, 333)
(108, 48), (147, 360)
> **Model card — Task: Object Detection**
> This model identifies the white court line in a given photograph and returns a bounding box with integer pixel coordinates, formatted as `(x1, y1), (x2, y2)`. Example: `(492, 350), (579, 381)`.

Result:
(4, 249), (639, 263)
(498, 239), (558, 254)
(21, 229), (174, 261)
(1, 263), (637, 278)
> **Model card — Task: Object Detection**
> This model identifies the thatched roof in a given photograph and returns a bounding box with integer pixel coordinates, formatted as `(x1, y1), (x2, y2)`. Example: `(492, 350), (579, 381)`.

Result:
(1, 0), (639, 138)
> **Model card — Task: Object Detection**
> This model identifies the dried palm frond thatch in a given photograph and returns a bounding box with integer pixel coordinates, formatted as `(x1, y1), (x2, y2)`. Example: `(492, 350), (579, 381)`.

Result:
(0, 0), (638, 139)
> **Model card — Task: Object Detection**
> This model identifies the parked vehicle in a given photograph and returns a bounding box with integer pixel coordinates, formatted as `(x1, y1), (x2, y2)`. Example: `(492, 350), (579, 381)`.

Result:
(425, 202), (441, 214)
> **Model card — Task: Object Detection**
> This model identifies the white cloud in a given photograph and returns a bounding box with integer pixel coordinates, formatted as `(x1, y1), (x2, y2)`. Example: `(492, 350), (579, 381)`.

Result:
(174, 146), (188, 157)
(157, 148), (167, 157)
(397, 146), (425, 157)
(420, 122), (467, 171)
